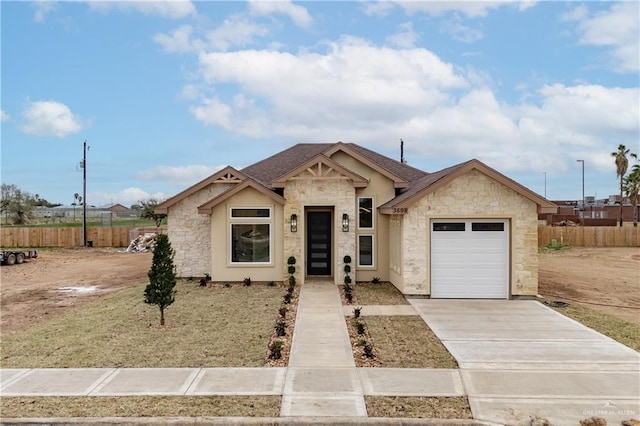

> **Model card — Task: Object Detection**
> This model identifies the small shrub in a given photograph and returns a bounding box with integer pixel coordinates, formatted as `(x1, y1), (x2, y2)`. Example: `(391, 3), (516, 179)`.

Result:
(283, 292), (292, 304)
(286, 286), (294, 296)
(243, 277), (251, 286)
(287, 256), (296, 265)
(344, 264), (351, 273)
(363, 343), (374, 358)
(269, 340), (284, 359)
(353, 306), (362, 318)
(344, 275), (352, 285)
(345, 291), (353, 304)
(357, 339), (374, 358)
(353, 319), (365, 335)
(371, 276), (381, 284)
(279, 307), (287, 318)
(343, 255), (352, 264)
(288, 275), (296, 287)
(287, 265), (295, 274)
(275, 319), (287, 336)
(199, 273), (211, 287)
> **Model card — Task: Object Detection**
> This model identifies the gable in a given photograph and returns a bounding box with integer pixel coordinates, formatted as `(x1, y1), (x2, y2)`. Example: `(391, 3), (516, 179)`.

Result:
(271, 154), (368, 188)
(155, 166), (246, 214)
(380, 159), (557, 214)
(197, 179), (285, 214)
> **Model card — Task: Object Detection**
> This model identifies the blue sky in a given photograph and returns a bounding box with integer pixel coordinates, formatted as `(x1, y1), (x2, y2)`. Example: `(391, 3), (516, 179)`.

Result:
(2, 1), (639, 207)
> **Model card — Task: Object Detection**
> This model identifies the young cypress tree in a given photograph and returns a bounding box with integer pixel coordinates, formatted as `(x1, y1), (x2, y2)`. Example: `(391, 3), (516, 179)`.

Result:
(144, 233), (177, 326)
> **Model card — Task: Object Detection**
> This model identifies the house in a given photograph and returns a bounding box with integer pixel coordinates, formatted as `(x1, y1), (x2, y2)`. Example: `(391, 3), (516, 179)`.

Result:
(156, 142), (556, 299)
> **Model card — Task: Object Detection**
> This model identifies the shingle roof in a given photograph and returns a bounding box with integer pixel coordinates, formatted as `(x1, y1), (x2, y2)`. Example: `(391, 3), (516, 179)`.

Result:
(241, 143), (331, 186)
(241, 142), (428, 187)
(380, 161), (468, 209)
(343, 143), (428, 183)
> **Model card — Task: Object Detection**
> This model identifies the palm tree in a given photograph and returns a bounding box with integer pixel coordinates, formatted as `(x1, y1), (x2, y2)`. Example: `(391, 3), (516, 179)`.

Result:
(624, 158), (640, 227)
(611, 144), (630, 226)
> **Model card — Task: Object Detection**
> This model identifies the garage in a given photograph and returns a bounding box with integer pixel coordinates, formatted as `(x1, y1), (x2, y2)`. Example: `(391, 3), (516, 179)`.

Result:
(431, 219), (509, 299)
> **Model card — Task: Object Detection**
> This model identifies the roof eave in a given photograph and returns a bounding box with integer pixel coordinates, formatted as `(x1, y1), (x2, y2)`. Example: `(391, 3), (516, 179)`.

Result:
(197, 180), (285, 214)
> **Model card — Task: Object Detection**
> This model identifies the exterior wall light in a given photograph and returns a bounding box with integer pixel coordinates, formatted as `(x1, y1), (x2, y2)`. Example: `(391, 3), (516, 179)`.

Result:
(342, 213), (349, 232)
(290, 214), (297, 233)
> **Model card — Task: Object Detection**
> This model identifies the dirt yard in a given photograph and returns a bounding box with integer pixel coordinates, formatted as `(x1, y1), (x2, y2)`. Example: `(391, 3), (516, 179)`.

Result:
(1, 248), (152, 338)
(1, 246), (638, 338)
(539, 247), (639, 324)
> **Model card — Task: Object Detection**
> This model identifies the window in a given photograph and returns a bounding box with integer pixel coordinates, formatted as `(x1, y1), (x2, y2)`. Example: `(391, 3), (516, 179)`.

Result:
(230, 208), (271, 264)
(231, 208), (270, 218)
(472, 222), (505, 231)
(358, 197), (374, 229)
(358, 235), (374, 267)
(433, 222), (465, 231)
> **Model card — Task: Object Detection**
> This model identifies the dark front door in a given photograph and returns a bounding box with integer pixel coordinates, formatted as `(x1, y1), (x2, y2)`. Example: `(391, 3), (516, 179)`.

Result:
(307, 211), (332, 275)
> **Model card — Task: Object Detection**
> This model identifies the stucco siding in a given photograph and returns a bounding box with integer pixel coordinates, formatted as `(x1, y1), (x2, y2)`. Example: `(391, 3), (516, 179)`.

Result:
(209, 187), (284, 282)
(401, 170), (539, 296)
(330, 151), (397, 282)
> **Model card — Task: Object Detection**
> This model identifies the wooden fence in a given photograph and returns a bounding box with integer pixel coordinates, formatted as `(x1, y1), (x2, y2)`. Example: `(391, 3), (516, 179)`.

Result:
(0, 226), (163, 248)
(538, 226), (640, 247)
(2, 225), (638, 248)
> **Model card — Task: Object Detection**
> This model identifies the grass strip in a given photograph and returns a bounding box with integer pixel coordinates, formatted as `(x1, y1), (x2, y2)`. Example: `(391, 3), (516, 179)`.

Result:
(365, 396), (472, 419)
(365, 316), (458, 368)
(0, 396), (281, 418)
(354, 283), (410, 305)
(1, 281), (284, 368)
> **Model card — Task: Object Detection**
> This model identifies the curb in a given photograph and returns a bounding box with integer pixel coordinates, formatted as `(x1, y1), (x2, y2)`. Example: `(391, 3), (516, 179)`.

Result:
(1, 417), (504, 426)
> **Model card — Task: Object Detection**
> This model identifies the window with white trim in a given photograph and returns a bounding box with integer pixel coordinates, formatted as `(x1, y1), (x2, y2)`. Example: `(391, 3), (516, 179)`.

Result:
(358, 234), (374, 267)
(230, 208), (271, 264)
(358, 197), (374, 229)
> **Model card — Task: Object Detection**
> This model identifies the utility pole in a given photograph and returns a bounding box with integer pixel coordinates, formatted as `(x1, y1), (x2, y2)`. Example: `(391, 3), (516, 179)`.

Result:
(82, 140), (87, 246)
(576, 160), (584, 225)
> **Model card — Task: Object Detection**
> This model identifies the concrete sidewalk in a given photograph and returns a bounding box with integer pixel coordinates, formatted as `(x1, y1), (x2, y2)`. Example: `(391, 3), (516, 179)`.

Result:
(410, 299), (640, 425)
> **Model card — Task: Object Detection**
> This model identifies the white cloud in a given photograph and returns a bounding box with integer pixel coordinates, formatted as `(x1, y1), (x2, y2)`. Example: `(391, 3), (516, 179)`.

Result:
(397, 1), (532, 18)
(137, 165), (224, 184)
(32, 1), (56, 23)
(361, 1), (396, 17)
(88, 0), (196, 19)
(248, 0), (313, 28)
(181, 35), (638, 177)
(386, 22), (419, 48)
(191, 37), (467, 139)
(21, 100), (86, 138)
(153, 25), (203, 53)
(568, 2), (639, 73)
(205, 15), (269, 51)
(90, 187), (169, 208)
(440, 15), (484, 43)
(0, 110), (9, 121)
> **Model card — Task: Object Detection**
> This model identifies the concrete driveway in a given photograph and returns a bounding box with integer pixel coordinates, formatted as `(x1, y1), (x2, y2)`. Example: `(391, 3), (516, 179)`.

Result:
(409, 299), (640, 426)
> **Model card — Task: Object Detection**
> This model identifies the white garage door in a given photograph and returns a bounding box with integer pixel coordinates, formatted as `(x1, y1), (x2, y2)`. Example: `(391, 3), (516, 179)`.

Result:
(431, 220), (509, 299)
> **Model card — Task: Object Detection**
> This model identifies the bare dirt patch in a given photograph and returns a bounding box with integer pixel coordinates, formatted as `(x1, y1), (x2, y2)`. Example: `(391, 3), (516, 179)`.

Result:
(539, 247), (640, 325)
(1, 248), (152, 338)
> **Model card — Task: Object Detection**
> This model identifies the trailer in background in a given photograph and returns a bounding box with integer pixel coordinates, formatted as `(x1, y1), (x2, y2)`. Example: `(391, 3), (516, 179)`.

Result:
(0, 249), (38, 265)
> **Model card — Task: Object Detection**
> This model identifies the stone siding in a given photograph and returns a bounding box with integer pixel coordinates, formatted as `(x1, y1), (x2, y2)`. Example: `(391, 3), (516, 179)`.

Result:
(167, 183), (235, 278)
(284, 178), (356, 285)
(401, 170), (539, 296)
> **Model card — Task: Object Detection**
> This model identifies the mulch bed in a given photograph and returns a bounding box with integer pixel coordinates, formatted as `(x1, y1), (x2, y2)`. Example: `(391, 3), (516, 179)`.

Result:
(264, 283), (300, 367)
